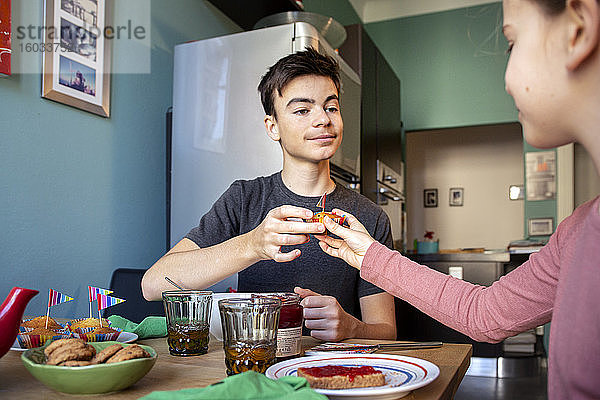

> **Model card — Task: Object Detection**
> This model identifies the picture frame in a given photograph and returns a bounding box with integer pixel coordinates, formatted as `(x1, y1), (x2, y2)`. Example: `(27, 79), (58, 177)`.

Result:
(528, 217), (554, 236)
(42, 0), (112, 117)
(424, 188), (438, 208)
(449, 187), (464, 206)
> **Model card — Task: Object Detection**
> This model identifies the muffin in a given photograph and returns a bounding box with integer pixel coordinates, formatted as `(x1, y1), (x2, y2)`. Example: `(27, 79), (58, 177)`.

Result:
(68, 317), (109, 330)
(21, 316), (63, 330)
(69, 320), (121, 342)
(24, 327), (60, 336)
(90, 326), (118, 335)
(17, 326), (71, 349)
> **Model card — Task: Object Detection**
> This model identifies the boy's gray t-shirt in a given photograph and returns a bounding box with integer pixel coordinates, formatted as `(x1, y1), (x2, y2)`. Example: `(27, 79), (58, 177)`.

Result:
(185, 172), (393, 319)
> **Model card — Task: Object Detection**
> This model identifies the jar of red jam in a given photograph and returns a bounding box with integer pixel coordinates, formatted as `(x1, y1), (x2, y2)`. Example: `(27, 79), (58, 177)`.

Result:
(253, 293), (303, 360)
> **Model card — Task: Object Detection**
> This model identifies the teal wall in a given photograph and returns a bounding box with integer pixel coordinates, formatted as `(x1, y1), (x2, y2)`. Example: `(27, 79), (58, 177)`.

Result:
(364, 3), (518, 131)
(303, 0), (361, 25)
(0, 1), (240, 317)
(361, 3), (554, 240)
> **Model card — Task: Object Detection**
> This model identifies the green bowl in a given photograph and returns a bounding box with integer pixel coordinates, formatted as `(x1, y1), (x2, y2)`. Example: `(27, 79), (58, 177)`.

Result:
(21, 341), (157, 394)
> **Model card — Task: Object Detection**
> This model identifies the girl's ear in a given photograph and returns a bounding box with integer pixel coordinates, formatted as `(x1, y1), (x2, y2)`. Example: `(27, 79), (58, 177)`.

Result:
(264, 115), (280, 142)
(566, 0), (600, 70)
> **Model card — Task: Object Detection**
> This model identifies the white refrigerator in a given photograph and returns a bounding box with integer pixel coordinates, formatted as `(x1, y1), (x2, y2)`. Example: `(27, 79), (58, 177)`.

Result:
(170, 23), (361, 292)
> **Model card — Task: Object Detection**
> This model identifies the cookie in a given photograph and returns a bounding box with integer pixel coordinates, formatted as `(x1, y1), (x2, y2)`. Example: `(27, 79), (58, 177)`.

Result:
(91, 343), (123, 364)
(46, 340), (88, 360)
(47, 347), (94, 365)
(46, 341), (96, 365)
(106, 344), (150, 363)
(45, 338), (87, 358)
(59, 360), (93, 367)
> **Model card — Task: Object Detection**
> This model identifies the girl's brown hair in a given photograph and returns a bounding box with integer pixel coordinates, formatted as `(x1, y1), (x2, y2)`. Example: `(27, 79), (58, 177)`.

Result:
(533, 0), (600, 15)
(531, 0), (565, 15)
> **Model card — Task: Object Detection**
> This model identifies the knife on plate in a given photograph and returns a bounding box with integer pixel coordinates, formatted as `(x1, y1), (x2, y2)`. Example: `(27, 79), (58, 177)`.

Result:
(308, 341), (443, 352)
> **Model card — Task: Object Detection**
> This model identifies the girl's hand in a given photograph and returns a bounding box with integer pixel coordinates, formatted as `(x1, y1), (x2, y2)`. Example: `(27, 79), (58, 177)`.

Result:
(315, 208), (375, 269)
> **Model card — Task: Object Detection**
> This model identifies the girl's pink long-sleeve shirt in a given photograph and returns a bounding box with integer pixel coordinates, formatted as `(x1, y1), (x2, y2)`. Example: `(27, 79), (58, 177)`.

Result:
(361, 196), (600, 400)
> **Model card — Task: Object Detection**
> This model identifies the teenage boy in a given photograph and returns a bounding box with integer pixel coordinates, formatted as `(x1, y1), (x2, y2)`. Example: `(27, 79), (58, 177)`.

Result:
(142, 48), (396, 341)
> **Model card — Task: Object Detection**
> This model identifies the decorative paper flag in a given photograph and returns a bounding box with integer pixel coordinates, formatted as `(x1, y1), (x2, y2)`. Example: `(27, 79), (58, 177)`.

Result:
(88, 286), (114, 318)
(47, 289), (74, 307)
(88, 286), (113, 301)
(316, 192), (326, 210)
(97, 293), (125, 310)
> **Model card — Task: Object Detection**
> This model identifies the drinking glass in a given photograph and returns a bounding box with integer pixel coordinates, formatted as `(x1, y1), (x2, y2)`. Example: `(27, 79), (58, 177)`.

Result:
(219, 297), (281, 375)
(252, 293), (304, 361)
(162, 290), (212, 356)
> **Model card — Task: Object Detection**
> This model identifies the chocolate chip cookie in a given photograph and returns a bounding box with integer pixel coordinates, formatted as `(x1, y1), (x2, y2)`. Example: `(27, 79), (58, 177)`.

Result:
(59, 360), (93, 367)
(45, 339), (96, 365)
(44, 338), (87, 358)
(106, 344), (150, 363)
(91, 343), (123, 364)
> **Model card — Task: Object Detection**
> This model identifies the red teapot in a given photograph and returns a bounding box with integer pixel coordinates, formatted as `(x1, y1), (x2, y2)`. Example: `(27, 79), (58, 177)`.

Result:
(0, 287), (39, 358)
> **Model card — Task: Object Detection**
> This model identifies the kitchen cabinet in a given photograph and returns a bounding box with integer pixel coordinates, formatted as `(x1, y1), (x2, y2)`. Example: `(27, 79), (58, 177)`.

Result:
(376, 54), (403, 175)
(339, 24), (404, 204)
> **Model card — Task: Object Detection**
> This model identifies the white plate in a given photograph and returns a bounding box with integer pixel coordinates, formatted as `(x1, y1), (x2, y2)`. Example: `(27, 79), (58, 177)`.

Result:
(265, 353), (440, 400)
(10, 331), (138, 351)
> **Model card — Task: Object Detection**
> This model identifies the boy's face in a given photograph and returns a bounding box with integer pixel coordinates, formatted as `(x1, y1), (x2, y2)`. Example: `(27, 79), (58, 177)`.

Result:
(265, 75), (343, 164)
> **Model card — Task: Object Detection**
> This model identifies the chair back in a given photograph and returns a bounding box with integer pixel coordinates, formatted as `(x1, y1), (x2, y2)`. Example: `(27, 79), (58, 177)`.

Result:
(103, 268), (164, 323)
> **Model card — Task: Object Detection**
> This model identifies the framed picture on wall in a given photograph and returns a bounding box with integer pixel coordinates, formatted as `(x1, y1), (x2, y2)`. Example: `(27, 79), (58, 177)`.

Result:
(424, 188), (438, 208)
(449, 187), (464, 206)
(42, 0), (112, 117)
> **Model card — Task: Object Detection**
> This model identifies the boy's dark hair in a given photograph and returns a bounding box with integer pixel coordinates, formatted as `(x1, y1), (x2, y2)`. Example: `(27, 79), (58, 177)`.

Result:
(257, 47), (340, 119)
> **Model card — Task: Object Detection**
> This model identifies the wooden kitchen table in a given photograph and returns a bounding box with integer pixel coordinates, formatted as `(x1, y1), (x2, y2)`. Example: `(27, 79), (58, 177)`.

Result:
(0, 337), (471, 399)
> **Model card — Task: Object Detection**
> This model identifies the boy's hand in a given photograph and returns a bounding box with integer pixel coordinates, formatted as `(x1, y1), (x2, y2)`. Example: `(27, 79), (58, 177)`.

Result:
(247, 205), (325, 262)
(295, 287), (359, 341)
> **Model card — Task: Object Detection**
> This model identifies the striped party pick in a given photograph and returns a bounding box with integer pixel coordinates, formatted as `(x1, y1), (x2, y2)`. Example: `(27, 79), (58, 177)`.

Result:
(88, 286), (113, 301)
(316, 192), (326, 211)
(97, 293), (126, 311)
(47, 288), (74, 307)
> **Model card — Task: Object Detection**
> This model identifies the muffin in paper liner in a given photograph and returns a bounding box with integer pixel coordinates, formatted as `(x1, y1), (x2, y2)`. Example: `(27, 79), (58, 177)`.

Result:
(66, 318), (120, 342)
(305, 211), (346, 225)
(71, 327), (122, 342)
(20, 317), (67, 331)
(17, 329), (72, 349)
(66, 317), (110, 331)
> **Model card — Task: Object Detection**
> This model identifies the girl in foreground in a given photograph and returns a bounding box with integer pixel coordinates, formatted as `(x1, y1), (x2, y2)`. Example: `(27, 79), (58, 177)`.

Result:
(317, 0), (600, 399)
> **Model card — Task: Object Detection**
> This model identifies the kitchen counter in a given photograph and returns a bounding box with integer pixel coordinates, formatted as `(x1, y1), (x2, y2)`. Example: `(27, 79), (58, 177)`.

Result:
(399, 250), (510, 358)
(407, 251), (509, 263)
